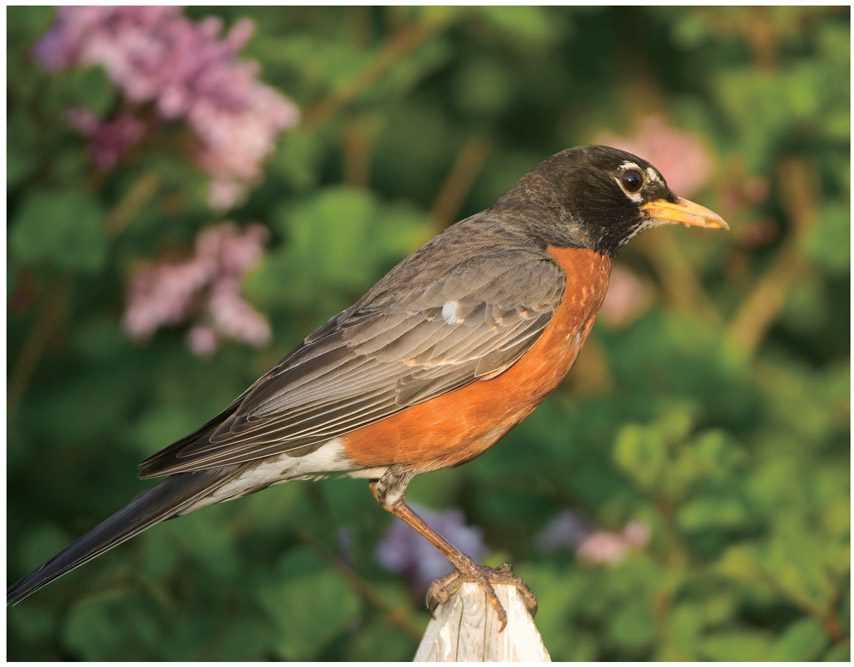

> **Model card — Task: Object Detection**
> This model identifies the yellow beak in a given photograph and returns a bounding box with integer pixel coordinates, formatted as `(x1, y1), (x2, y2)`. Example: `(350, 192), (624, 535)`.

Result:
(641, 197), (729, 230)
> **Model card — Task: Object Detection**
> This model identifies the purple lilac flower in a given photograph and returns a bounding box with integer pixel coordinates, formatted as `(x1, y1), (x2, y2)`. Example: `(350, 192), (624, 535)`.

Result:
(34, 6), (299, 209)
(123, 222), (270, 354)
(596, 116), (714, 198)
(535, 509), (650, 565)
(534, 507), (595, 552)
(375, 503), (488, 592)
(65, 108), (148, 169)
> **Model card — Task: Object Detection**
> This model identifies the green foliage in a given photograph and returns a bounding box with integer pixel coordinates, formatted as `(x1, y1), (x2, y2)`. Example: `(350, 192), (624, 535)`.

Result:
(42, 66), (115, 117)
(11, 189), (108, 273)
(250, 185), (428, 315)
(7, 5), (849, 661)
(258, 547), (361, 659)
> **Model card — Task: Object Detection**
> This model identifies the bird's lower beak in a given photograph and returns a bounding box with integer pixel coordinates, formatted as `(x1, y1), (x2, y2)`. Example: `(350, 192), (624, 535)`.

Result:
(641, 197), (729, 230)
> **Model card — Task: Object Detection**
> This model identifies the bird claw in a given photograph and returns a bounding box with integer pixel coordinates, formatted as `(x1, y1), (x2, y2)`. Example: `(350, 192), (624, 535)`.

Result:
(426, 562), (537, 631)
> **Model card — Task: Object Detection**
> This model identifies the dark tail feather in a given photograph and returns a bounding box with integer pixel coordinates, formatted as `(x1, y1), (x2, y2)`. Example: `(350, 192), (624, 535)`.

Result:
(7, 466), (241, 605)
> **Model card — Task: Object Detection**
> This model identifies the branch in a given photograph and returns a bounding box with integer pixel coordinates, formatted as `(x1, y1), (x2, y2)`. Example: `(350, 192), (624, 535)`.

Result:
(428, 135), (491, 231)
(295, 527), (424, 642)
(634, 231), (723, 326)
(8, 280), (69, 413)
(106, 171), (161, 236)
(726, 157), (818, 356)
(304, 14), (449, 129)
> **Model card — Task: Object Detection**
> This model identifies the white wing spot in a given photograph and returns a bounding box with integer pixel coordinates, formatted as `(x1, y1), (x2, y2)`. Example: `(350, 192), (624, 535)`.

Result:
(441, 300), (462, 325)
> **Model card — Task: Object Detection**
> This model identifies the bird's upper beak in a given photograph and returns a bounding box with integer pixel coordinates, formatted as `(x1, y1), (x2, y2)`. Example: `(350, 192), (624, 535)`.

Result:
(641, 197), (729, 230)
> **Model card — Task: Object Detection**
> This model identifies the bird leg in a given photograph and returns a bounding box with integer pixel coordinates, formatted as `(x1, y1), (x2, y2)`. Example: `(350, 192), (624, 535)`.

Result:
(370, 471), (537, 631)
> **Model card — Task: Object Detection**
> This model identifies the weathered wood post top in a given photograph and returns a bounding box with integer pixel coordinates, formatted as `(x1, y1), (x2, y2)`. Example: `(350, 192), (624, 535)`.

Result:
(414, 583), (551, 662)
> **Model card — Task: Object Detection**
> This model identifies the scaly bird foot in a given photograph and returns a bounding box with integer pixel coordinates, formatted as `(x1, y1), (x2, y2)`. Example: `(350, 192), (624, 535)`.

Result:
(426, 562), (537, 631)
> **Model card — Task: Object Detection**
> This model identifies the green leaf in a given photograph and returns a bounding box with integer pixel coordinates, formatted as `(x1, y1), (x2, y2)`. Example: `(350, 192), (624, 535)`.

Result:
(608, 599), (656, 651)
(257, 546), (360, 659)
(11, 188), (108, 273)
(613, 423), (666, 490)
(193, 607), (277, 660)
(44, 66), (115, 116)
(518, 566), (596, 659)
(772, 617), (830, 661)
(664, 602), (705, 660)
(343, 607), (418, 661)
(253, 186), (426, 315)
(716, 543), (766, 583)
(824, 641), (851, 661)
(699, 630), (775, 661)
(8, 6), (55, 49)
(452, 56), (514, 118)
(7, 112), (40, 189)
(15, 523), (71, 575)
(8, 603), (60, 647)
(61, 590), (166, 660)
(804, 202), (850, 276)
(677, 495), (748, 532)
(271, 130), (323, 191)
(474, 6), (558, 43)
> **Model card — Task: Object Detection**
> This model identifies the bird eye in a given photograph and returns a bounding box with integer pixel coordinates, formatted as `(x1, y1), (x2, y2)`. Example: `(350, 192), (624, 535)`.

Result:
(620, 169), (644, 194)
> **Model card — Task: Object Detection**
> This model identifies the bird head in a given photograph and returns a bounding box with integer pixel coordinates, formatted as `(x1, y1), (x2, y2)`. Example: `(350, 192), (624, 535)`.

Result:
(492, 145), (728, 255)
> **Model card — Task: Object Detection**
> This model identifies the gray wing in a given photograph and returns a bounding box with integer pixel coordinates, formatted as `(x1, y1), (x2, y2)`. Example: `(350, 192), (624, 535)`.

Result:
(139, 249), (565, 478)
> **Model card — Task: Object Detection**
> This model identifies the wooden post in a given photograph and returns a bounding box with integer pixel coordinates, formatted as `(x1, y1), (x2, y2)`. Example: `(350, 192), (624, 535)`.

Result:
(414, 582), (551, 662)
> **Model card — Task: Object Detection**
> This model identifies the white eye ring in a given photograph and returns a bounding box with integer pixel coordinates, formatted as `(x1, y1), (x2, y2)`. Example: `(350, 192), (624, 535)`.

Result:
(616, 162), (644, 201)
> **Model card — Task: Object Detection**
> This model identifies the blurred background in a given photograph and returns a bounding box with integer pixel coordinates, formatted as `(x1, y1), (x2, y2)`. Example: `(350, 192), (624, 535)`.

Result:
(6, 6), (849, 661)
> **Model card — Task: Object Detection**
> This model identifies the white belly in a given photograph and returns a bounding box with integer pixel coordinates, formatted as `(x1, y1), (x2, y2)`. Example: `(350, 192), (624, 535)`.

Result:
(178, 438), (389, 514)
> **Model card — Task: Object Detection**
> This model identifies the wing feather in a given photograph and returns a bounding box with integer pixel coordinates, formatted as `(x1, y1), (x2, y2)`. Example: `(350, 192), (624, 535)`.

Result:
(138, 244), (566, 478)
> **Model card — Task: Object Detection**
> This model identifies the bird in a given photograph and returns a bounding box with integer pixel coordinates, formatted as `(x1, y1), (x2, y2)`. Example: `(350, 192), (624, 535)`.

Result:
(7, 145), (728, 628)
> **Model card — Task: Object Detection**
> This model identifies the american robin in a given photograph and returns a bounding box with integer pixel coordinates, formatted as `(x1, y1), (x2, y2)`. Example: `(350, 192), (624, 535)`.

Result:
(7, 145), (727, 628)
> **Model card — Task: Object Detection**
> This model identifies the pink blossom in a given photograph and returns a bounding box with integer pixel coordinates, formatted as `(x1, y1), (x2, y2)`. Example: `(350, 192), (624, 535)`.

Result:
(597, 116), (715, 198)
(208, 180), (248, 212)
(622, 520), (651, 548)
(209, 279), (270, 346)
(65, 108), (148, 169)
(599, 265), (653, 328)
(123, 222), (270, 354)
(33, 7), (299, 209)
(123, 257), (211, 338)
(187, 325), (219, 356)
(575, 532), (630, 565)
(576, 521), (651, 565)
(535, 509), (650, 565)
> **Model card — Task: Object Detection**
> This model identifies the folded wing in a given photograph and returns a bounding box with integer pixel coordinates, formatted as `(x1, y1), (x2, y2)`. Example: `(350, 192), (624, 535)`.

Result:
(139, 249), (565, 477)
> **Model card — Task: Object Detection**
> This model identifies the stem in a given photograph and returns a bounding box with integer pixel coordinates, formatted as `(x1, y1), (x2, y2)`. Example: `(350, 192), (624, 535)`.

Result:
(8, 280), (68, 413)
(635, 231), (723, 326)
(429, 135), (491, 231)
(726, 157), (818, 356)
(304, 14), (449, 129)
(106, 171), (161, 237)
(822, 583), (847, 644)
(296, 527), (424, 642)
(343, 116), (375, 189)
